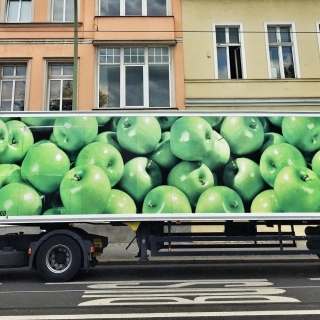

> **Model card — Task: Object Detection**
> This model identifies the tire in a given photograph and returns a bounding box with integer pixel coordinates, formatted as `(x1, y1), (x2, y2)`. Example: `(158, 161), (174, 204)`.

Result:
(36, 235), (82, 282)
(0, 250), (28, 268)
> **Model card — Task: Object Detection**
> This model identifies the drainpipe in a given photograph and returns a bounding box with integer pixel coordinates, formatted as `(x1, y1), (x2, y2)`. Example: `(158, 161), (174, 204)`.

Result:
(72, 0), (78, 111)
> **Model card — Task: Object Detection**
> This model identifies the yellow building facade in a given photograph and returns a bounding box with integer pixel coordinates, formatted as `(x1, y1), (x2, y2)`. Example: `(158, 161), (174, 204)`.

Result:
(0, 0), (185, 111)
(182, 0), (320, 111)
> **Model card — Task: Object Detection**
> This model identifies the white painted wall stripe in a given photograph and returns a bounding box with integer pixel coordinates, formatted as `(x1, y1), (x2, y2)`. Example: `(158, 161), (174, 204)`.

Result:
(2, 310), (320, 319)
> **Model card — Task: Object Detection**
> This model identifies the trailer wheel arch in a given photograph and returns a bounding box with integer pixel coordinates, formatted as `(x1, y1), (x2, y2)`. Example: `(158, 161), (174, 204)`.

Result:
(29, 229), (92, 281)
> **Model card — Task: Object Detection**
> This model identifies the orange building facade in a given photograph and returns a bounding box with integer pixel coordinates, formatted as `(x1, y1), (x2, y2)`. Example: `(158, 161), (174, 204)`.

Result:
(0, 0), (184, 111)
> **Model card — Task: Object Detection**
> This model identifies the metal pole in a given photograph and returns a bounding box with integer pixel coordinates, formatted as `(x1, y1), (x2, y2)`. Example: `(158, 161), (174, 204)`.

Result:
(72, 0), (78, 111)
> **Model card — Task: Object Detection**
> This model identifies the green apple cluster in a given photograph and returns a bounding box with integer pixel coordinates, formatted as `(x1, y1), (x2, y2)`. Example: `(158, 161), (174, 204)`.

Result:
(1, 115), (320, 217)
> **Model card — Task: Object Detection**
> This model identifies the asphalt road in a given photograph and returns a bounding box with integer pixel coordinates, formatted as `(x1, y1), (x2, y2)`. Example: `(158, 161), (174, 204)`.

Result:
(2, 257), (320, 319)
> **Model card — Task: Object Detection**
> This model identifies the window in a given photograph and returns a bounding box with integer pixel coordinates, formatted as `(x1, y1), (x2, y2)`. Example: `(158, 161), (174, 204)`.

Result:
(48, 64), (73, 111)
(266, 24), (299, 79)
(99, 0), (167, 16)
(212, 24), (246, 79)
(6, 0), (32, 22)
(52, 0), (74, 22)
(0, 64), (26, 111)
(98, 47), (171, 108)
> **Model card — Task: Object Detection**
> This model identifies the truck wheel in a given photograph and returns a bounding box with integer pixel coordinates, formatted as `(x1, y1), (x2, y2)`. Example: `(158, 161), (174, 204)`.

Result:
(36, 235), (82, 282)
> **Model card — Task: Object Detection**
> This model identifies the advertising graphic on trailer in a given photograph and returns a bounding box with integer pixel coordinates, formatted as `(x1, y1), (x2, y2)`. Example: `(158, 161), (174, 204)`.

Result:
(0, 115), (320, 217)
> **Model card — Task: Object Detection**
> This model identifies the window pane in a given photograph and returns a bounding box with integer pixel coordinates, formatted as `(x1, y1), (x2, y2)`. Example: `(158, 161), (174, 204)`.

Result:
(149, 65), (169, 107)
(63, 65), (73, 75)
(282, 46), (295, 78)
(216, 27), (226, 44)
(229, 46), (242, 79)
(14, 80), (25, 102)
(65, 0), (75, 22)
(147, 0), (166, 16)
(125, 66), (143, 106)
(100, 0), (120, 16)
(3, 66), (14, 76)
(280, 27), (291, 43)
(50, 65), (62, 75)
(0, 101), (12, 111)
(269, 47), (281, 78)
(229, 27), (239, 43)
(217, 47), (228, 79)
(49, 80), (61, 100)
(1, 81), (13, 100)
(125, 0), (142, 15)
(268, 27), (277, 43)
(7, 0), (19, 22)
(20, 0), (31, 22)
(16, 66), (27, 76)
(53, 0), (64, 21)
(99, 65), (120, 108)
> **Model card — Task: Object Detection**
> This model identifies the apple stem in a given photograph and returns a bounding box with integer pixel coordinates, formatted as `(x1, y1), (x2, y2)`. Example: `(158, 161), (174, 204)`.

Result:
(230, 201), (238, 208)
(73, 174), (81, 181)
(108, 161), (112, 167)
(12, 139), (16, 144)
(250, 123), (257, 129)
(302, 174), (310, 181)
(199, 179), (206, 186)
(231, 161), (238, 171)
(123, 122), (131, 128)
(147, 160), (153, 169)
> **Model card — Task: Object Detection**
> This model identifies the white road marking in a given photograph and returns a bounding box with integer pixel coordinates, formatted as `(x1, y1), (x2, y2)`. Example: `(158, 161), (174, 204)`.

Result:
(2, 310), (320, 319)
(80, 280), (299, 306)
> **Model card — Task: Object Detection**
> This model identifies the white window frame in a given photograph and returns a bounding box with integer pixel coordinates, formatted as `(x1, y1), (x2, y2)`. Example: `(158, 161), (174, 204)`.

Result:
(317, 22), (320, 55)
(0, 62), (29, 111)
(98, 0), (170, 16)
(51, 0), (78, 22)
(46, 62), (74, 111)
(264, 22), (301, 79)
(97, 46), (173, 108)
(6, 0), (32, 23)
(212, 22), (247, 79)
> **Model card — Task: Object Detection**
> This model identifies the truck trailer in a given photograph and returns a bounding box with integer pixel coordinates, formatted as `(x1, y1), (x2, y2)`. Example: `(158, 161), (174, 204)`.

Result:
(1, 110), (320, 282)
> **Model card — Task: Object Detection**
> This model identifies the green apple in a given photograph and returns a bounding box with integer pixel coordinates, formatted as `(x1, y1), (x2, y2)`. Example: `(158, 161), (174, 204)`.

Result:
(103, 189), (136, 214)
(0, 119), (8, 153)
(170, 116), (215, 161)
(142, 185), (192, 214)
(0, 164), (22, 189)
(53, 116), (98, 152)
(260, 132), (286, 154)
(311, 150), (320, 178)
(0, 117), (13, 123)
(167, 161), (215, 207)
(116, 116), (161, 154)
(260, 143), (306, 187)
(118, 157), (162, 203)
(75, 142), (124, 187)
(108, 117), (121, 132)
(282, 117), (320, 153)
(195, 186), (244, 213)
(268, 116), (283, 128)
(43, 207), (68, 215)
(258, 117), (270, 133)
(60, 164), (111, 214)
(274, 165), (320, 212)
(95, 131), (122, 152)
(21, 117), (56, 127)
(149, 132), (179, 170)
(223, 158), (266, 203)
(21, 141), (70, 194)
(0, 120), (34, 164)
(96, 116), (111, 126)
(201, 130), (230, 172)
(156, 116), (179, 131)
(250, 189), (282, 213)
(0, 182), (42, 216)
(220, 117), (264, 155)
(201, 116), (223, 128)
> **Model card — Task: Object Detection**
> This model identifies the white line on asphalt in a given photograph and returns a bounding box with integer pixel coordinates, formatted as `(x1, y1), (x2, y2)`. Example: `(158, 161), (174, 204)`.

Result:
(46, 279), (269, 285)
(2, 310), (320, 319)
(309, 278), (320, 280)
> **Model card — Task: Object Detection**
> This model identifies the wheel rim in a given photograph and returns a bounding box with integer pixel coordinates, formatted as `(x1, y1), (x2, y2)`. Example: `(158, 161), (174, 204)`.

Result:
(45, 244), (72, 274)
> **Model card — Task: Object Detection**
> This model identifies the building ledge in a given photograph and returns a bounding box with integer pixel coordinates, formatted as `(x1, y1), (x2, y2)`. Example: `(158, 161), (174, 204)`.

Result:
(0, 22), (82, 28)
